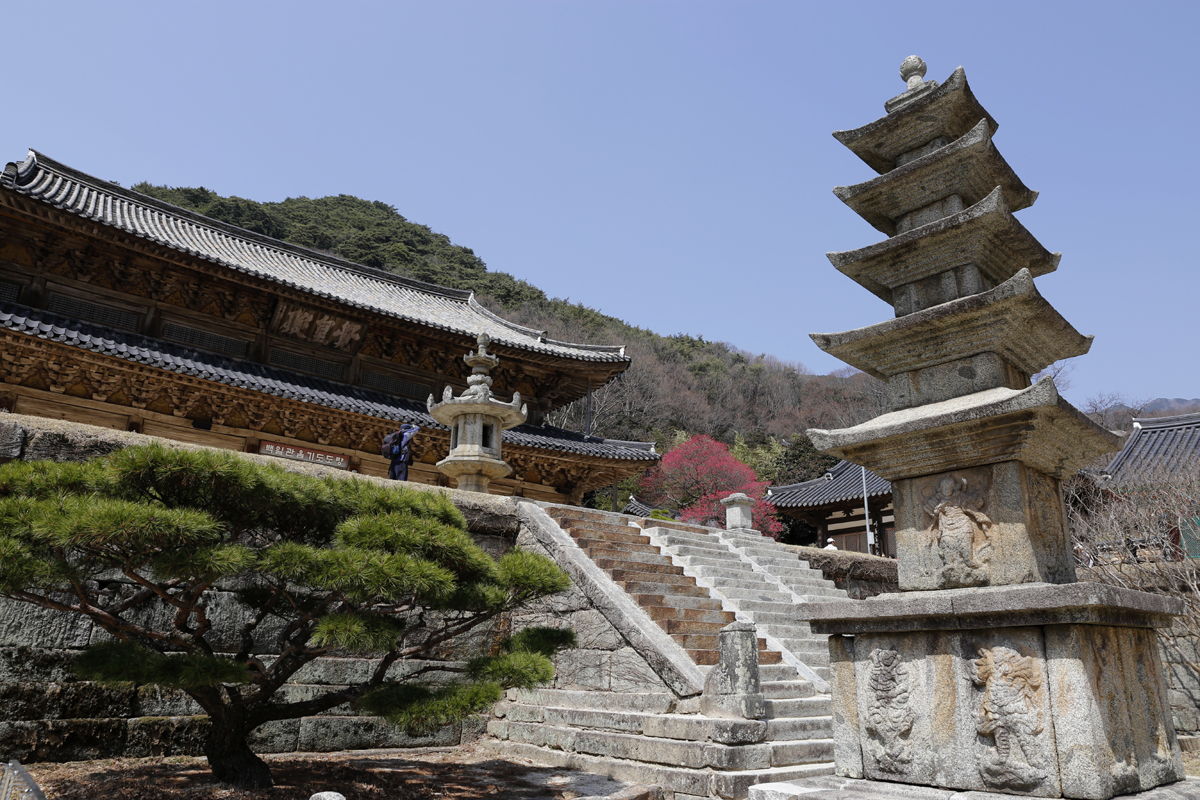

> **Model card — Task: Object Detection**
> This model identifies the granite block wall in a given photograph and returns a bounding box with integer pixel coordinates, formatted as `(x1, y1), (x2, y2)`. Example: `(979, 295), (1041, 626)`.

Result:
(0, 415), (670, 762)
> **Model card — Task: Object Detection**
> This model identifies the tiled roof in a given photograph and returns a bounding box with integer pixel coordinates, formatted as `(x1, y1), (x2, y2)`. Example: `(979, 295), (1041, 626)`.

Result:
(623, 495), (659, 517)
(0, 302), (658, 463)
(1, 150), (626, 365)
(766, 460), (891, 509)
(1102, 412), (1200, 486)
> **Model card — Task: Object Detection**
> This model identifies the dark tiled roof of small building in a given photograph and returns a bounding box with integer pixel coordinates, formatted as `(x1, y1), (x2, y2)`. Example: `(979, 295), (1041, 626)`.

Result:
(1102, 412), (1200, 486)
(766, 460), (891, 509)
(0, 302), (658, 462)
(623, 495), (657, 517)
(1, 150), (626, 365)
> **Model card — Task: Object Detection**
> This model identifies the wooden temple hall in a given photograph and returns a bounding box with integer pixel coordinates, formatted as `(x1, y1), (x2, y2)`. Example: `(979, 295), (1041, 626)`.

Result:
(0, 150), (658, 502)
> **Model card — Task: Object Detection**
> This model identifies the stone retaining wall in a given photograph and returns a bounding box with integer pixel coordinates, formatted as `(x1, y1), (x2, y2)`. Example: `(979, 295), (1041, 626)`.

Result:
(0, 413), (673, 762)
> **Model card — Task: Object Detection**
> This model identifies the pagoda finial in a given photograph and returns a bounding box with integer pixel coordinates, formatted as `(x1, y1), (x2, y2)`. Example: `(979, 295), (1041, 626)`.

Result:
(899, 55), (927, 90)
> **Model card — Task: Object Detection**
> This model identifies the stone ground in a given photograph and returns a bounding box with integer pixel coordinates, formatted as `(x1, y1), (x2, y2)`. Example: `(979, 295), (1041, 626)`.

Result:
(21, 746), (1200, 798)
(22, 742), (630, 799)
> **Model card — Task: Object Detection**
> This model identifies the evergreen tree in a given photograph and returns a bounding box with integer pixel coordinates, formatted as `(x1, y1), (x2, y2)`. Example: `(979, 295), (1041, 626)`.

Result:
(0, 444), (572, 789)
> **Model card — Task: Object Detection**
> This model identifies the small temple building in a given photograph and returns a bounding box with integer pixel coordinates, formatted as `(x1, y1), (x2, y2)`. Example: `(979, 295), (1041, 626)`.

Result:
(766, 461), (895, 555)
(0, 150), (658, 502)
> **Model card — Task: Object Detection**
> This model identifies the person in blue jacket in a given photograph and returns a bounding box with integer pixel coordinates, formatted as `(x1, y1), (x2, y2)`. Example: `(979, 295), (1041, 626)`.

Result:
(387, 423), (421, 481)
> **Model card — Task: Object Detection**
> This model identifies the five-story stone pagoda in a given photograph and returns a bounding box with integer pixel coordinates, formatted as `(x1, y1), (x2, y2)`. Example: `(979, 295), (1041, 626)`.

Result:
(766, 59), (1195, 800)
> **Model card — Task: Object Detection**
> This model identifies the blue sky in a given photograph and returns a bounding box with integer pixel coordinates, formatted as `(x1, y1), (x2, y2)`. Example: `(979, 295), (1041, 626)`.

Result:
(5, 1), (1198, 407)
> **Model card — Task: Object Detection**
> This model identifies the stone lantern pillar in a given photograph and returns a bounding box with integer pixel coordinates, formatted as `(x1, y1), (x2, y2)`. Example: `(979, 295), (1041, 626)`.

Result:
(427, 333), (527, 494)
(721, 492), (755, 531)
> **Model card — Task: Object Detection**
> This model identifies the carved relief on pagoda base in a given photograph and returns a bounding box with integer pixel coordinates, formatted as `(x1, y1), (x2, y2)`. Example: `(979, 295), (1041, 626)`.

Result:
(831, 624), (1183, 799)
(0, 331), (635, 499)
(892, 461), (1076, 591)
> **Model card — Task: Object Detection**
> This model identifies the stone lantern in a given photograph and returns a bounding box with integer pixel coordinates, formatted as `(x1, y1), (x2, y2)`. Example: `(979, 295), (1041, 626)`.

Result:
(427, 333), (526, 493)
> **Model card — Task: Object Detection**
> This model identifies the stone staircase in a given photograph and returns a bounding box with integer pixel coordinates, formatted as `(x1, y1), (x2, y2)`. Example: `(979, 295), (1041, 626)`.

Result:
(488, 662), (835, 800)
(484, 503), (850, 798)
(641, 521), (847, 684)
(548, 508), (783, 667)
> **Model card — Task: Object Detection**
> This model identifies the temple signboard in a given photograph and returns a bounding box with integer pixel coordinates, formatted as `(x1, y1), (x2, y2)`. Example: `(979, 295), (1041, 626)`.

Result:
(259, 440), (350, 470)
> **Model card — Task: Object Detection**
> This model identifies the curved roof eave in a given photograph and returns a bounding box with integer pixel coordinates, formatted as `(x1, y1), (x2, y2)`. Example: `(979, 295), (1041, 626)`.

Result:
(2, 149), (629, 367)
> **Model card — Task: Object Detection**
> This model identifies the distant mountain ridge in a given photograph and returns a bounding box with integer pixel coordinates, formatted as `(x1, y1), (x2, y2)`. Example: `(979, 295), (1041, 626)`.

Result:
(1142, 398), (1200, 414)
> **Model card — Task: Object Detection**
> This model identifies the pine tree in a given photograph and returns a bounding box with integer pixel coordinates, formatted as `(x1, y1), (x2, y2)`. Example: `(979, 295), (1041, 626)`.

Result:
(0, 443), (572, 789)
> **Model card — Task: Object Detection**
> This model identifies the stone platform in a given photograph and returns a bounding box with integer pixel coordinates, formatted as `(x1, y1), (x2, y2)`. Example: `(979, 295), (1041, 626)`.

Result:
(806, 584), (1186, 799)
(750, 775), (1200, 800)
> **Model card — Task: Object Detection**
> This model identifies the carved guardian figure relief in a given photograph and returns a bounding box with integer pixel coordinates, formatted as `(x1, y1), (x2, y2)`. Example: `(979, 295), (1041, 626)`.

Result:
(970, 646), (1047, 791)
(865, 648), (915, 773)
(921, 474), (993, 587)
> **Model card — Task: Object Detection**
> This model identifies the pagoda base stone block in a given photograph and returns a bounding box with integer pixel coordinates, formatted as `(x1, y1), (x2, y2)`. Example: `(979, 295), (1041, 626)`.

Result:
(751, 775), (1200, 800)
(807, 585), (1185, 799)
(890, 461), (1075, 591)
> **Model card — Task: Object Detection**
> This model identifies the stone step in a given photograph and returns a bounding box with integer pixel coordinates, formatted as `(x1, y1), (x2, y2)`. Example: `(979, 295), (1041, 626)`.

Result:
(765, 696), (832, 717)
(704, 577), (792, 595)
(760, 663), (806, 682)
(506, 687), (677, 714)
(635, 520), (716, 537)
(685, 647), (783, 667)
(745, 610), (811, 629)
(642, 605), (736, 625)
(498, 704), (829, 744)
(762, 680), (817, 700)
(662, 527), (724, 546)
(488, 720), (835, 770)
(662, 542), (724, 561)
(687, 564), (762, 581)
(771, 640), (829, 658)
(675, 554), (755, 570)
(766, 715), (834, 741)
(587, 549), (676, 570)
(631, 593), (727, 612)
(479, 737), (836, 799)
(581, 539), (664, 558)
(658, 618), (730, 635)
(611, 569), (698, 586)
(597, 560), (685, 577)
(720, 586), (795, 603)
(554, 513), (643, 532)
(777, 650), (830, 669)
(565, 526), (651, 546)
(736, 598), (800, 614)
(620, 581), (711, 598)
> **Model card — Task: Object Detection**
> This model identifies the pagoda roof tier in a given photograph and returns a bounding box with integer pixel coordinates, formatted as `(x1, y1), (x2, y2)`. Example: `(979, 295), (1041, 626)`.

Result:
(1, 150), (627, 367)
(833, 67), (997, 175)
(809, 269), (1091, 380)
(833, 119), (1036, 236)
(827, 187), (1060, 305)
(807, 379), (1121, 481)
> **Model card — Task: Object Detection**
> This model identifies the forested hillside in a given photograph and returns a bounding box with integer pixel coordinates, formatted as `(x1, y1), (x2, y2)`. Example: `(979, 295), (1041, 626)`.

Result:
(134, 183), (885, 477)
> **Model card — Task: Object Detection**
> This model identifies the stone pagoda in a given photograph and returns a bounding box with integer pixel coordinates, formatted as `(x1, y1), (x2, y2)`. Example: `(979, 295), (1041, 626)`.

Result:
(786, 58), (1192, 800)
(427, 333), (526, 493)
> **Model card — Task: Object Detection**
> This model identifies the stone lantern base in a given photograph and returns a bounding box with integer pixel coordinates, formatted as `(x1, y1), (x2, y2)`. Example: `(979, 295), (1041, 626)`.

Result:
(436, 454), (512, 494)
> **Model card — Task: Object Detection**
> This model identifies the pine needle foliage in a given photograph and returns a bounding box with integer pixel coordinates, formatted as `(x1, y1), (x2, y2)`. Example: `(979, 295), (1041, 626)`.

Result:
(0, 442), (572, 790)
(357, 625), (574, 735)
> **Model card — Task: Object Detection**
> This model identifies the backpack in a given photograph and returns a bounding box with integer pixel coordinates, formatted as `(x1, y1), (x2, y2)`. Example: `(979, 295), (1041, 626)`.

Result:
(382, 428), (416, 464)
(381, 429), (402, 459)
